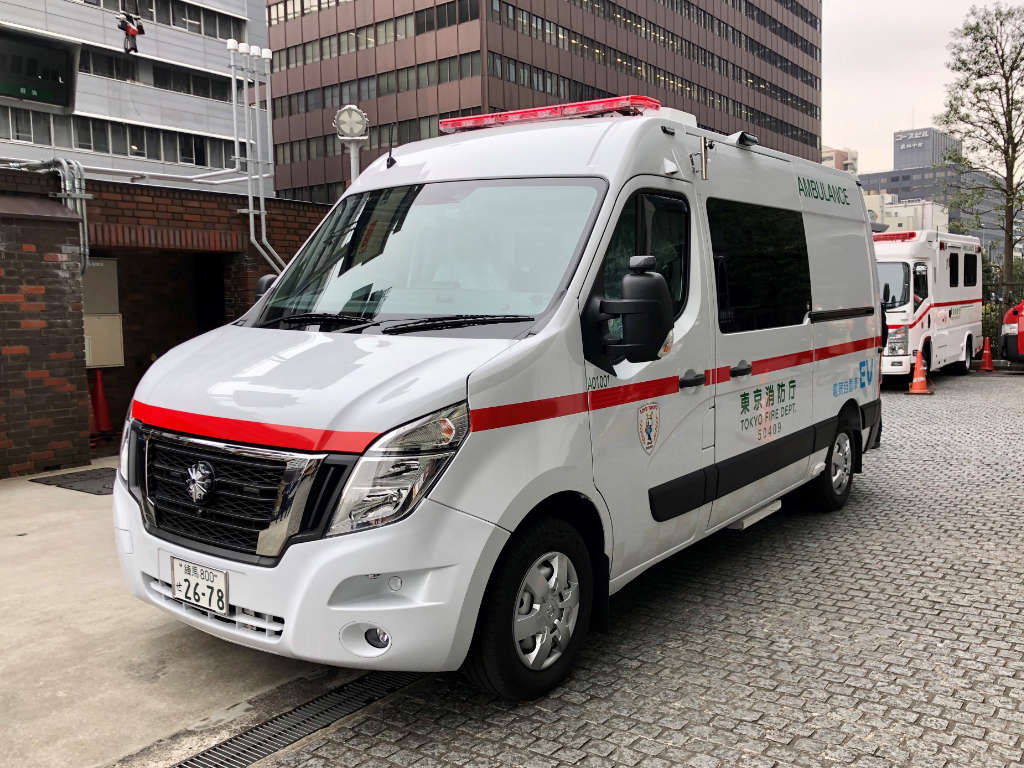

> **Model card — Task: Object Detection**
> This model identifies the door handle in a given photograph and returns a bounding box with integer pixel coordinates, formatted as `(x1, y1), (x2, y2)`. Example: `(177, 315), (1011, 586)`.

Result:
(679, 370), (705, 388)
(729, 361), (753, 377)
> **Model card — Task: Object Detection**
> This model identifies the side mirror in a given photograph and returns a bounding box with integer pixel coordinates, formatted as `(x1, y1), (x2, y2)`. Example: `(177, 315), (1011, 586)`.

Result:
(255, 273), (277, 299)
(882, 284), (891, 304)
(602, 256), (674, 363)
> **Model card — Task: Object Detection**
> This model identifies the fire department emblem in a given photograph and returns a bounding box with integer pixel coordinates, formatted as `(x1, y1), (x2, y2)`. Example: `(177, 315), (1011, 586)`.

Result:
(186, 461), (215, 503)
(637, 403), (660, 455)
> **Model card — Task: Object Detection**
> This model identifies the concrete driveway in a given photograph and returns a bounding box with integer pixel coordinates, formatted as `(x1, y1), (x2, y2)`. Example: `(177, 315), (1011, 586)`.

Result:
(0, 457), (357, 768)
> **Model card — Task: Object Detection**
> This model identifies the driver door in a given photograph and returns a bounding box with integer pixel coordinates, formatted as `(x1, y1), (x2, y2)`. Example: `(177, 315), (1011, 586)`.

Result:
(583, 177), (716, 583)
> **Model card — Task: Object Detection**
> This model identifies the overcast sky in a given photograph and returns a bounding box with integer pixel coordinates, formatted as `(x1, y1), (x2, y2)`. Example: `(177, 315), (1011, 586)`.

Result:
(821, 1), (976, 173)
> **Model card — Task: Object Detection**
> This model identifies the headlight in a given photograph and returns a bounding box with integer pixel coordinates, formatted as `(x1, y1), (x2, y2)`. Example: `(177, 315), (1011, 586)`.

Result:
(886, 325), (908, 356)
(117, 417), (134, 482)
(326, 403), (470, 536)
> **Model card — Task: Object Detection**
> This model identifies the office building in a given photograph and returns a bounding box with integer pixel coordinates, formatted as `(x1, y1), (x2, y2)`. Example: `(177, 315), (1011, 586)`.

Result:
(1, 0), (266, 193)
(864, 193), (949, 234)
(822, 146), (857, 174)
(267, 0), (823, 202)
(860, 127), (1002, 259)
(893, 127), (960, 171)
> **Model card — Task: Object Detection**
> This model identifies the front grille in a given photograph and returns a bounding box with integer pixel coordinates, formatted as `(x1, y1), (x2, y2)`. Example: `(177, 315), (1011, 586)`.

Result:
(145, 576), (286, 639)
(141, 429), (332, 560)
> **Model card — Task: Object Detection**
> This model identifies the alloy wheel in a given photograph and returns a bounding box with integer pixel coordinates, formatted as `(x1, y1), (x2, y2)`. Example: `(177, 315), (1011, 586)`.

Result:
(513, 551), (580, 671)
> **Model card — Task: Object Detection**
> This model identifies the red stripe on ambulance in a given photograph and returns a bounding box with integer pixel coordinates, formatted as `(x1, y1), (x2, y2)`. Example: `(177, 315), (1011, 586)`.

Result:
(131, 401), (379, 453)
(470, 335), (881, 431)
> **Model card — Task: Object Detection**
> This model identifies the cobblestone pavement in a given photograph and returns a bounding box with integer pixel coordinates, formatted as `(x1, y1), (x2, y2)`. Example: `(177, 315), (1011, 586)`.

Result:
(265, 372), (1024, 768)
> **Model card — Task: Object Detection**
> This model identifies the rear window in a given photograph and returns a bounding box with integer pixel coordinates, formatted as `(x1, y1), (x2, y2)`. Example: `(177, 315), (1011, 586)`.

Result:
(964, 252), (978, 287)
(707, 199), (812, 333)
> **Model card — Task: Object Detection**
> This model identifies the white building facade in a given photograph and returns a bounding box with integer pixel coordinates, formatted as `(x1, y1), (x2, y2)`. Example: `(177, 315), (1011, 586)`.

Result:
(864, 193), (950, 234)
(0, 0), (266, 193)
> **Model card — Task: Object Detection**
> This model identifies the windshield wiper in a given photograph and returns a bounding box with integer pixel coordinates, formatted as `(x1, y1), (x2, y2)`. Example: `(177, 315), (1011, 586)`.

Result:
(257, 312), (375, 328)
(381, 314), (536, 335)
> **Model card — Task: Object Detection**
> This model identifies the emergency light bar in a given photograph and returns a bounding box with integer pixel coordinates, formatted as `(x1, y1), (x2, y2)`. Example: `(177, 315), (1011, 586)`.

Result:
(873, 231), (918, 242)
(439, 95), (661, 133)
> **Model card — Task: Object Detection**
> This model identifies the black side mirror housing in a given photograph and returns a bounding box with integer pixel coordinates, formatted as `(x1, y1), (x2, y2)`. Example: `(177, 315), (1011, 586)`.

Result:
(882, 284), (891, 304)
(601, 255), (674, 363)
(256, 273), (277, 299)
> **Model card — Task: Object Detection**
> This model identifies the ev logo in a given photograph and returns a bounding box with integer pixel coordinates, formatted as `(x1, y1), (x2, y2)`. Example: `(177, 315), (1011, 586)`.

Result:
(833, 359), (876, 397)
(859, 359), (874, 388)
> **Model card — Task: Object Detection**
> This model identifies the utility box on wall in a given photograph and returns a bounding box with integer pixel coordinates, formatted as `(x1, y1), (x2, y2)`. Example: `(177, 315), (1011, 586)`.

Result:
(83, 257), (124, 368)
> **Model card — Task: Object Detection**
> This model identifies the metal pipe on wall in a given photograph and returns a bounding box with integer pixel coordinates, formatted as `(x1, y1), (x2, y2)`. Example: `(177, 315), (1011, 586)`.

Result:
(258, 49), (284, 268)
(238, 43), (282, 274)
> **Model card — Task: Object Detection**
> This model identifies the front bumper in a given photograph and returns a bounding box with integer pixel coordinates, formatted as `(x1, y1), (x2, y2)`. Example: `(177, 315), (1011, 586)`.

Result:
(882, 354), (912, 375)
(113, 479), (509, 671)
(999, 332), (1023, 363)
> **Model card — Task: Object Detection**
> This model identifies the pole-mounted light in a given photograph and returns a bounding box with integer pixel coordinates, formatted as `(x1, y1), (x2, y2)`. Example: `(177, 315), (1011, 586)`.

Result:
(334, 105), (370, 183)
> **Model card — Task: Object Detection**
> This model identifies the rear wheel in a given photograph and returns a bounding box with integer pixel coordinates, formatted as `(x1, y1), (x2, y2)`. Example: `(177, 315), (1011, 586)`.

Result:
(465, 518), (593, 700)
(807, 422), (857, 512)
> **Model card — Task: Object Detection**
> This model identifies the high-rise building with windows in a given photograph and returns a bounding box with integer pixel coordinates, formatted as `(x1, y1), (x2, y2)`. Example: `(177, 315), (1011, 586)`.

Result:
(268, 0), (822, 203)
(0, 0), (266, 193)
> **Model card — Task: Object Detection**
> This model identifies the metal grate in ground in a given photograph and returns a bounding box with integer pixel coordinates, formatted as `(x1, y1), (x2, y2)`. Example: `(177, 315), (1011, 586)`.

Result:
(30, 467), (115, 495)
(173, 671), (422, 768)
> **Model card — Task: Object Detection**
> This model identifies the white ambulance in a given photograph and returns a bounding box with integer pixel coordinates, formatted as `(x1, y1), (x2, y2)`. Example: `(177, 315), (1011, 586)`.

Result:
(875, 230), (983, 376)
(114, 96), (882, 699)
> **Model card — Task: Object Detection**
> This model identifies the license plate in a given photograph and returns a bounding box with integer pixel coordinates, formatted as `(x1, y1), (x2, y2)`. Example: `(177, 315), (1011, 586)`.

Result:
(172, 558), (228, 615)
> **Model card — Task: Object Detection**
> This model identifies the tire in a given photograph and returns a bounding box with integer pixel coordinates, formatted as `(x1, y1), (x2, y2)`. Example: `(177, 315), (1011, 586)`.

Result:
(806, 421), (857, 512)
(949, 336), (973, 376)
(464, 517), (593, 700)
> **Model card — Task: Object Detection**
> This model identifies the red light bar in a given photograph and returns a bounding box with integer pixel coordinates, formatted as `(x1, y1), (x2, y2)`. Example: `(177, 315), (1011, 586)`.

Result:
(439, 95), (661, 134)
(873, 231), (918, 242)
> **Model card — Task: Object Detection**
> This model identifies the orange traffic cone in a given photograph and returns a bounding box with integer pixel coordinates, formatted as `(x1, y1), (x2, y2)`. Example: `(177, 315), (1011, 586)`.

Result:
(908, 349), (932, 395)
(92, 369), (113, 433)
(979, 337), (995, 372)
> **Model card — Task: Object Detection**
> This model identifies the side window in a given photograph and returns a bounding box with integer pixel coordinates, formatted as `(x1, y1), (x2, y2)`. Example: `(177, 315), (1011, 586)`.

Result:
(913, 263), (929, 310)
(964, 253), (978, 286)
(601, 191), (689, 316)
(949, 252), (959, 287)
(707, 198), (811, 333)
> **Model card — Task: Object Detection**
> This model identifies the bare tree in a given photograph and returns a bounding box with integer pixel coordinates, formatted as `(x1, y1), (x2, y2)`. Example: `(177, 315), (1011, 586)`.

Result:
(938, 3), (1024, 290)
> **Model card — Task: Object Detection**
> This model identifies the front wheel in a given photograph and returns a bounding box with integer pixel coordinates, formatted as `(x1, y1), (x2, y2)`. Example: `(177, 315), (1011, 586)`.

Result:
(464, 518), (593, 700)
(807, 424), (857, 512)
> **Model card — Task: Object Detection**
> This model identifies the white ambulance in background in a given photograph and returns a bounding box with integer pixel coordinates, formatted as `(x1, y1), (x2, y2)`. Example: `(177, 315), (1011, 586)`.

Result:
(114, 96), (882, 700)
(875, 230), (983, 376)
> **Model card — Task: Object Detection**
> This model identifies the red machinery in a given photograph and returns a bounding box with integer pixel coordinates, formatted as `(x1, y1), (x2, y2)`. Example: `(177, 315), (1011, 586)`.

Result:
(999, 300), (1024, 363)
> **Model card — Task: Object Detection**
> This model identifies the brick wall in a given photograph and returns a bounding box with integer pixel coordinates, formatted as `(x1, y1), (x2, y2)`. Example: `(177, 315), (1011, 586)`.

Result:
(0, 173), (91, 477)
(0, 167), (328, 478)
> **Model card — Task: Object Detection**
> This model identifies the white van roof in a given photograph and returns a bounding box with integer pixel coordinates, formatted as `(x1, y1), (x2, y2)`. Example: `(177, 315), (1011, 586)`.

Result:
(348, 97), (851, 194)
(873, 230), (982, 259)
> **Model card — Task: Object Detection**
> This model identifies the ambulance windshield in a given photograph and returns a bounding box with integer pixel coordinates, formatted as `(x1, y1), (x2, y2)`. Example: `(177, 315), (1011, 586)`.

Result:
(878, 262), (910, 309)
(257, 178), (604, 332)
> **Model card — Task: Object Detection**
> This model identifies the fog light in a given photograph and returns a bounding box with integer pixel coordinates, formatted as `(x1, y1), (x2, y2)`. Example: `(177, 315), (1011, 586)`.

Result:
(364, 627), (390, 649)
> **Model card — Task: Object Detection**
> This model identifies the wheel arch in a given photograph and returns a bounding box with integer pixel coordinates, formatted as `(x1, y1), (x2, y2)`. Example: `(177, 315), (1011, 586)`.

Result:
(837, 398), (864, 473)
(513, 492), (611, 632)
(474, 490), (612, 645)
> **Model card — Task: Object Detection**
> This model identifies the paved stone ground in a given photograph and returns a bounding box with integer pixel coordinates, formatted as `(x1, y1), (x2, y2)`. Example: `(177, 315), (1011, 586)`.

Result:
(264, 372), (1024, 768)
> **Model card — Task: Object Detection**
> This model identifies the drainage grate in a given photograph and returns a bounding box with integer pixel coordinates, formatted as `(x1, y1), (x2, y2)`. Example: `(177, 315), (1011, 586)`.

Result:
(30, 467), (115, 495)
(173, 671), (422, 768)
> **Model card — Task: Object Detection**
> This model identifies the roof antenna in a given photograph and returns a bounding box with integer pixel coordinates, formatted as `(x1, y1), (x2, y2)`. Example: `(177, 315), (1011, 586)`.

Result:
(386, 124), (397, 168)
